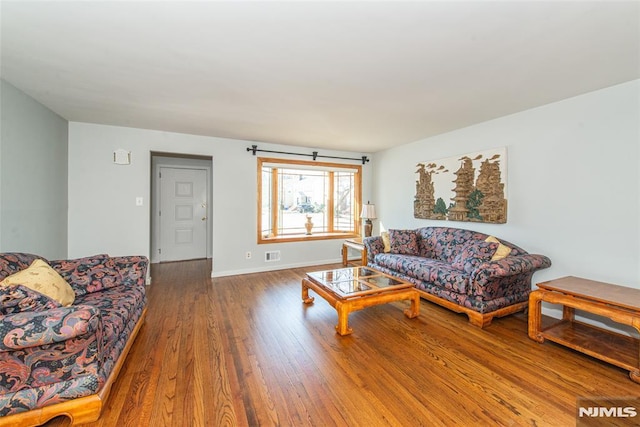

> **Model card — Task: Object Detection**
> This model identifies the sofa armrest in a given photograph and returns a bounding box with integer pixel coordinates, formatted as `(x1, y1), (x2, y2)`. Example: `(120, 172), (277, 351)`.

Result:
(110, 255), (149, 287)
(472, 254), (551, 280)
(469, 254), (552, 298)
(0, 305), (100, 352)
(364, 236), (384, 264)
(0, 305), (102, 397)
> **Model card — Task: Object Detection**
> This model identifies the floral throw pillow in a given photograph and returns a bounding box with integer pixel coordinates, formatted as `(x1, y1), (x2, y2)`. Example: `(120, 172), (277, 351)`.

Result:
(0, 259), (76, 306)
(451, 241), (499, 273)
(389, 229), (419, 255)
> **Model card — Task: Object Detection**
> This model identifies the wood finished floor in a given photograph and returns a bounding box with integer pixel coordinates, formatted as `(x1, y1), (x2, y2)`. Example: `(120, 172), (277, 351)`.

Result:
(45, 259), (639, 426)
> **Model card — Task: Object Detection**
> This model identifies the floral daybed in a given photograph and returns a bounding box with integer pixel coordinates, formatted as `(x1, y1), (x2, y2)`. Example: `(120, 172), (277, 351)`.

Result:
(365, 227), (551, 327)
(0, 252), (148, 426)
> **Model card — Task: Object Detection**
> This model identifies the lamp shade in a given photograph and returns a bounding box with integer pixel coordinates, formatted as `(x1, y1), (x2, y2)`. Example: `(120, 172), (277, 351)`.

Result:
(361, 203), (377, 219)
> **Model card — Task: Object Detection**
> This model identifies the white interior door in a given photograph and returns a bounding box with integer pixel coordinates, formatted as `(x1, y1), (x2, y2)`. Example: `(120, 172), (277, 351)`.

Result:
(159, 167), (208, 262)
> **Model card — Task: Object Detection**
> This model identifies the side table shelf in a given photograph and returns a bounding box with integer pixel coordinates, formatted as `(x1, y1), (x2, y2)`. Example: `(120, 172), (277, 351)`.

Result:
(528, 276), (640, 383)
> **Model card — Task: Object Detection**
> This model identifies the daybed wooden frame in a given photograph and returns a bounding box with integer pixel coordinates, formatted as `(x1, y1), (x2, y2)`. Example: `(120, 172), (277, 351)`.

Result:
(0, 308), (147, 427)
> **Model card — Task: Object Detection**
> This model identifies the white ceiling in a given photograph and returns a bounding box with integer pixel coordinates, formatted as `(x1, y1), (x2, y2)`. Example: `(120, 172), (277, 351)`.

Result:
(1, 1), (639, 153)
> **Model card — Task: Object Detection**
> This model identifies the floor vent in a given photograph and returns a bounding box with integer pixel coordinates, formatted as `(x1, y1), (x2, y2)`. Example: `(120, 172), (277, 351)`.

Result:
(265, 251), (281, 262)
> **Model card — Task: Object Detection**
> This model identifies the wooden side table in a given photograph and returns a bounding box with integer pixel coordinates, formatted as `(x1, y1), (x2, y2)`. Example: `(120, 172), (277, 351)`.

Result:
(342, 238), (367, 267)
(528, 276), (640, 383)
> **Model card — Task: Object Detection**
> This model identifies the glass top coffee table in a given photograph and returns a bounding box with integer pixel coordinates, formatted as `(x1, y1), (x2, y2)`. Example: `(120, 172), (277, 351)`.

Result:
(302, 266), (420, 335)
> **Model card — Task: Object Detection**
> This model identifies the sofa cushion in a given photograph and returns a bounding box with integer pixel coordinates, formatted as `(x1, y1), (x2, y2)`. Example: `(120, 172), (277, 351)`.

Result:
(420, 227), (490, 262)
(0, 260), (75, 306)
(0, 253), (48, 281)
(389, 229), (419, 255)
(374, 253), (469, 294)
(75, 283), (146, 355)
(50, 254), (113, 297)
(452, 241), (499, 273)
(0, 285), (62, 315)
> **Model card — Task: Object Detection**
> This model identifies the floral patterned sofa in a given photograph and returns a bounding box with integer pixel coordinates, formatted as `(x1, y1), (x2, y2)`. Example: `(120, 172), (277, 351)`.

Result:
(0, 252), (148, 426)
(365, 227), (551, 328)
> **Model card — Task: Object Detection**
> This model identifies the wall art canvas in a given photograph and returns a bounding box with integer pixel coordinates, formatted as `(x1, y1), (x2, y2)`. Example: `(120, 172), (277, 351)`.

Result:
(414, 147), (507, 224)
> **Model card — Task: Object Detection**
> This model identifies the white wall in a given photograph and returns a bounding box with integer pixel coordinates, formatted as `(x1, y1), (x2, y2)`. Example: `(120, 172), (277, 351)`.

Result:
(373, 79), (639, 330)
(0, 80), (69, 259)
(68, 122), (373, 276)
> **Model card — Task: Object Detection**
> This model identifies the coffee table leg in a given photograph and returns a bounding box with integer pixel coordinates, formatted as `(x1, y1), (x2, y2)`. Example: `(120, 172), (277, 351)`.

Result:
(335, 301), (353, 336)
(301, 279), (314, 304)
(404, 291), (420, 318)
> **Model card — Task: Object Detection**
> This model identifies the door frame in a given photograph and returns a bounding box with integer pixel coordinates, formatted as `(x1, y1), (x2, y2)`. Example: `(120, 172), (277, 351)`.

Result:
(150, 153), (213, 264)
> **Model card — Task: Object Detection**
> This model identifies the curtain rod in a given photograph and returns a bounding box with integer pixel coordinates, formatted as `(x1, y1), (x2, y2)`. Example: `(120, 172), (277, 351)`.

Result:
(246, 145), (369, 165)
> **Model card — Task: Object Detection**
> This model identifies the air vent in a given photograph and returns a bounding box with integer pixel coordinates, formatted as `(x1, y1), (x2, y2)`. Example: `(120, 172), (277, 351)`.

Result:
(265, 251), (281, 262)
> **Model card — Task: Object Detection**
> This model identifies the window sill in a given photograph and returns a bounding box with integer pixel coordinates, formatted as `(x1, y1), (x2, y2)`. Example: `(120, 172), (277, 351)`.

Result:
(258, 232), (360, 244)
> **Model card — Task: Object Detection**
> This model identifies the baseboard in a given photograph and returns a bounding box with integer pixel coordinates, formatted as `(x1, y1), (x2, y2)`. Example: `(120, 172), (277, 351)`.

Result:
(211, 258), (341, 278)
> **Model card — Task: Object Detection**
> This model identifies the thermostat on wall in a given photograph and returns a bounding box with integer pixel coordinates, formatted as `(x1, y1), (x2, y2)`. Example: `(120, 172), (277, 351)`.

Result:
(113, 149), (131, 165)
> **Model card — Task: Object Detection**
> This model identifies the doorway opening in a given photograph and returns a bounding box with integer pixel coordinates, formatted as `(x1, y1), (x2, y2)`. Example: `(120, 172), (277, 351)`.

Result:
(150, 152), (213, 264)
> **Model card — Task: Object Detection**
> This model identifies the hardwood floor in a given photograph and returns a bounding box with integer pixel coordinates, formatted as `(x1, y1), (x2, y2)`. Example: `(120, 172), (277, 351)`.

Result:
(46, 259), (638, 426)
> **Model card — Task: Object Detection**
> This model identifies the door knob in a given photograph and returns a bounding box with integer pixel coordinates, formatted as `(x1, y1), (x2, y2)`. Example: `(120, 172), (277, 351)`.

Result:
(202, 217), (207, 221)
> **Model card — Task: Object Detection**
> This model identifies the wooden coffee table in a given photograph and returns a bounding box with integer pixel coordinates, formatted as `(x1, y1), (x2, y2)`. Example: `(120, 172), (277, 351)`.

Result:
(302, 266), (420, 335)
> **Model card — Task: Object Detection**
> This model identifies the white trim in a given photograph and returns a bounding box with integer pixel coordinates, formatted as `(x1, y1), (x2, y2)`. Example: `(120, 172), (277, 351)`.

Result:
(210, 258), (341, 278)
(261, 162), (359, 173)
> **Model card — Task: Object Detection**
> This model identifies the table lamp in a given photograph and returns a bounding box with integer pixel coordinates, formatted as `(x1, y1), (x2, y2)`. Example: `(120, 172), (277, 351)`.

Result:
(361, 202), (377, 237)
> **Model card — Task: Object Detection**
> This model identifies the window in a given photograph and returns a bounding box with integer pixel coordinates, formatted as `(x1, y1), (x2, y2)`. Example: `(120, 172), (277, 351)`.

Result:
(258, 157), (362, 243)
